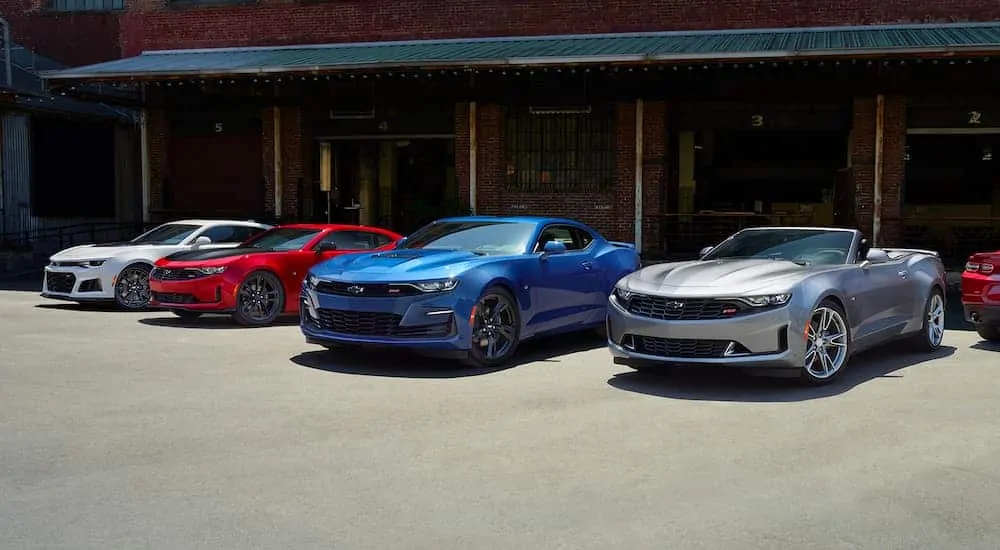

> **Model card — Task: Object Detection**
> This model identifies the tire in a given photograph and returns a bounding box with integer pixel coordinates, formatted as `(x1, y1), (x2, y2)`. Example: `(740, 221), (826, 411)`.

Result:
(231, 270), (285, 327)
(171, 309), (203, 319)
(800, 299), (851, 385)
(910, 288), (945, 352)
(465, 286), (521, 368)
(114, 263), (153, 310)
(976, 323), (1000, 342)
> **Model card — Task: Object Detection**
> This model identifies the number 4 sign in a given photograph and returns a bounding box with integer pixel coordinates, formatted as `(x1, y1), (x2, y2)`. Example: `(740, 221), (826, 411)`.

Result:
(969, 111), (982, 125)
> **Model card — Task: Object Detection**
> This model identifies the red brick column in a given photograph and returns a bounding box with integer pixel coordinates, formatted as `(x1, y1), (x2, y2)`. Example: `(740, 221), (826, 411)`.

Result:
(262, 106), (304, 221)
(641, 100), (666, 253)
(454, 102), (471, 210)
(612, 101), (637, 243)
(851, 95), (906, 245)
(476, 103), (503, 216)
(881, 95), (907, 246)
(147, 108), (169, 214)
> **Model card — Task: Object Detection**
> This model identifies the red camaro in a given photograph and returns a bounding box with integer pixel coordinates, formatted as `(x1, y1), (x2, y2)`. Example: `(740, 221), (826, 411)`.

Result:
(149, 223), (403, 326)
(961, 248), (1000, 342)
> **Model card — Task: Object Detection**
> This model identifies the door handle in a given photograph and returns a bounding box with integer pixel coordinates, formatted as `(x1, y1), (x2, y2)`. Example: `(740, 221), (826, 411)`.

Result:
(580, 261), (593, 270)
(898, 270), (908, 279)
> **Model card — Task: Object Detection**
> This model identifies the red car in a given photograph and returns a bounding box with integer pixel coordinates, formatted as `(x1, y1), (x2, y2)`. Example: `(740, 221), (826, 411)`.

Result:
(149, 223), (403, 326)
(961, 249), (1000, 342)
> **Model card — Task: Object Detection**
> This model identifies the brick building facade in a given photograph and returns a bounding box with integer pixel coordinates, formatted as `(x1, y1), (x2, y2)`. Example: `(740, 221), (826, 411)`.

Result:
(0, 0), (121, 66)
(45, 1), (1000, 264)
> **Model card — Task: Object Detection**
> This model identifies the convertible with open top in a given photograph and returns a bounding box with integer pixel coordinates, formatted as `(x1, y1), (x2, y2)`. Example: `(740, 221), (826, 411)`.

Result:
(607, 227), (948, 384)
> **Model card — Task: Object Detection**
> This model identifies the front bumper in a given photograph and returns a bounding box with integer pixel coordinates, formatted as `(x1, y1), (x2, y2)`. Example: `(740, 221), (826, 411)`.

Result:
(41, 265), (115, 302)
(606, 294), (806, 369)
(148, 275), (235, 312)
(299, 283), (472, 352)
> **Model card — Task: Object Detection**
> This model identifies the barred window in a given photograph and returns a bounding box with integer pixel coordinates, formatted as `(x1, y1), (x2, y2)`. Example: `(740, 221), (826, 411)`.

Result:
(503, 106), (615, 193)
(48, 0), (123, 11)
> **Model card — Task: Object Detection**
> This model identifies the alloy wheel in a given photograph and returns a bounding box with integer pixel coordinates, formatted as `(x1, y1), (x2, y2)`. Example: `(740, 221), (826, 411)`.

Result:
(115, 265), (151, 309)
(926, 293), (945, 348)
(471, 292), (518, 362)
(804, 306), (849, 380)
(238, 272), (281, 323)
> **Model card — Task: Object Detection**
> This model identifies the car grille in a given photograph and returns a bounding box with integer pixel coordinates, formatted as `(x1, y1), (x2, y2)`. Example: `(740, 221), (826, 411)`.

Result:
(151, 292), (197, 304)
(313, 281), (423, 297)
(634, 335), (732, 358)
(626, 295), (749, 321)
(150, 267), (204, 281)
(313, 308), (452, 338)
(46, 272), (76, 293)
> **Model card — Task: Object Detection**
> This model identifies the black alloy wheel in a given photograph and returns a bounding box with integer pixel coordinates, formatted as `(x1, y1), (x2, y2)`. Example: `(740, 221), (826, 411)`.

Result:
(466, 286), (520, 367)
(232, 270), (285, 327)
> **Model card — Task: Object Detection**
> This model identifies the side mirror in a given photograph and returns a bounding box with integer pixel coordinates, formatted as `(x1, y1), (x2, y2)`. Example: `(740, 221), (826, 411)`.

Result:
(193, 236), (212, 247)
(541, 240), (568, 257)
(315, 241), (337, 253)
(699, 245), (714, 258)
(861, 248), (890, 268)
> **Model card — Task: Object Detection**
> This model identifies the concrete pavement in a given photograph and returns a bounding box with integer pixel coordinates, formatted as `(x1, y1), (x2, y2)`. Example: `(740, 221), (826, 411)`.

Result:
(1, 285), (999, 550)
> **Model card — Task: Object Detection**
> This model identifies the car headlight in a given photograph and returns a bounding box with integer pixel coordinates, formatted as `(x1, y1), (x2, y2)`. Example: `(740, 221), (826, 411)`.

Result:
(412, 279), (459, 292)
(195, 266), (226, 275)
(613, 286), (633, 303)
(739, 294), (792, 307)
(305, 273), (319, 288)
(84, 260), (106, 268)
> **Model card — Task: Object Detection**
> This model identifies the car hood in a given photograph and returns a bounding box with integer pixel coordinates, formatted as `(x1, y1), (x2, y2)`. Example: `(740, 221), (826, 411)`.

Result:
(50, 242), (166, 261)
(311, 248), (508, 281)
(159, 247), (275, 266)
(624, 258), (815, 296)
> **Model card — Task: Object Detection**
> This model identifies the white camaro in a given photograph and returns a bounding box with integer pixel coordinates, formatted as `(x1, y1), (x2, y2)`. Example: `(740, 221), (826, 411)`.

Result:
(41, 219), (272, 309)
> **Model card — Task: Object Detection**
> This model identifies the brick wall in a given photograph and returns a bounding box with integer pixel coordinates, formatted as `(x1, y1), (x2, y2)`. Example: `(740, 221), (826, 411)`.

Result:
(851, 94), (906, 246)
(0, 0), (120, 65)
(459, 102), (637, 243)
(121, 0), (1000, 56)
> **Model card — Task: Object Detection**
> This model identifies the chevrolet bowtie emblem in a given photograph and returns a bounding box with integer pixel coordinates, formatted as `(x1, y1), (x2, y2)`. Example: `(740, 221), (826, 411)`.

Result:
(664, 300), (684, 309)
(346, 285), (364, 294)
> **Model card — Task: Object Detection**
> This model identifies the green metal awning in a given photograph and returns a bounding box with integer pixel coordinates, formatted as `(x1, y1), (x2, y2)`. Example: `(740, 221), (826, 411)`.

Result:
(44, 22), (1000, 81)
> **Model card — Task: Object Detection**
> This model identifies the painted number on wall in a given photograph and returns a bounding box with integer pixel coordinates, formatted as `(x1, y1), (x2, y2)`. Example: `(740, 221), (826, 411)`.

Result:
(751, 114), (764, 127)
(969, 111), (983, 125)
(214, 122), (224, 133)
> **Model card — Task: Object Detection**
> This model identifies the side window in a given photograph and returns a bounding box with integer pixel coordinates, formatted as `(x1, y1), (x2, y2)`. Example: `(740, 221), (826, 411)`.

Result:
(317, 230), (391, 250)
(233, 226), (266, 243)
(199, 225), (253, 244)
(535, 225), (588, 252)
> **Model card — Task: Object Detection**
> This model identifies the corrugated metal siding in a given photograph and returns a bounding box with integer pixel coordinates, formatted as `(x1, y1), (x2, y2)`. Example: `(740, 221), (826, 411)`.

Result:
(45, 22), (1000, 79)
(1, 113), (33, 244)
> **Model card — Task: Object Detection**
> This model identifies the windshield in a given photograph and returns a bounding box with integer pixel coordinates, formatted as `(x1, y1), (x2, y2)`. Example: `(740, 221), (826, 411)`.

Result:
(702, 229), (855, 266)
(399, 221), (536, 255)
(131, 223), (200, 245)
(242, 227), (322, 251)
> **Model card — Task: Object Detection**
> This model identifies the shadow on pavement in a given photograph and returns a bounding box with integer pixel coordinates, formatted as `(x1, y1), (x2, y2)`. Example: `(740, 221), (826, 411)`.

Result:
(606, 342), (957, 403)
(290, 331), (604, 379)
(34, 302), (129, 313)
(970, 340), (1000, 352)
(138, 314), (300, 330)
(946, 290), (974, 332)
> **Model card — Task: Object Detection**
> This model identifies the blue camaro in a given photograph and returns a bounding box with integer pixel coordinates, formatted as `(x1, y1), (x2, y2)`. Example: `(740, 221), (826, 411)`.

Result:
(299, 216), (641, 366)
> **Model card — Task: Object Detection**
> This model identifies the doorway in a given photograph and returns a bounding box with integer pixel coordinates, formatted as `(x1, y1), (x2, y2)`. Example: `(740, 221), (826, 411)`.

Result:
(315, 138), (457, 234)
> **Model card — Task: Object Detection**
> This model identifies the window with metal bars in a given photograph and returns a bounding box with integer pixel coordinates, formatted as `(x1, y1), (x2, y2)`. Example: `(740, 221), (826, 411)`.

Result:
(503, 105), (615, 193)
(47, 0), (123, 11)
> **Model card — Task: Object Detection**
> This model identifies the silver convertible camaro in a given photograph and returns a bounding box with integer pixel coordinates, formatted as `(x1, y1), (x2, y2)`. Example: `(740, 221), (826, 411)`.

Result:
(607, 227), (948, 384)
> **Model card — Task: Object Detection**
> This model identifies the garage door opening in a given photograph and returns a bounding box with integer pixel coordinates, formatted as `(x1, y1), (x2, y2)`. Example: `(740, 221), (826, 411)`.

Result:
(902, 133), (1000, 265)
